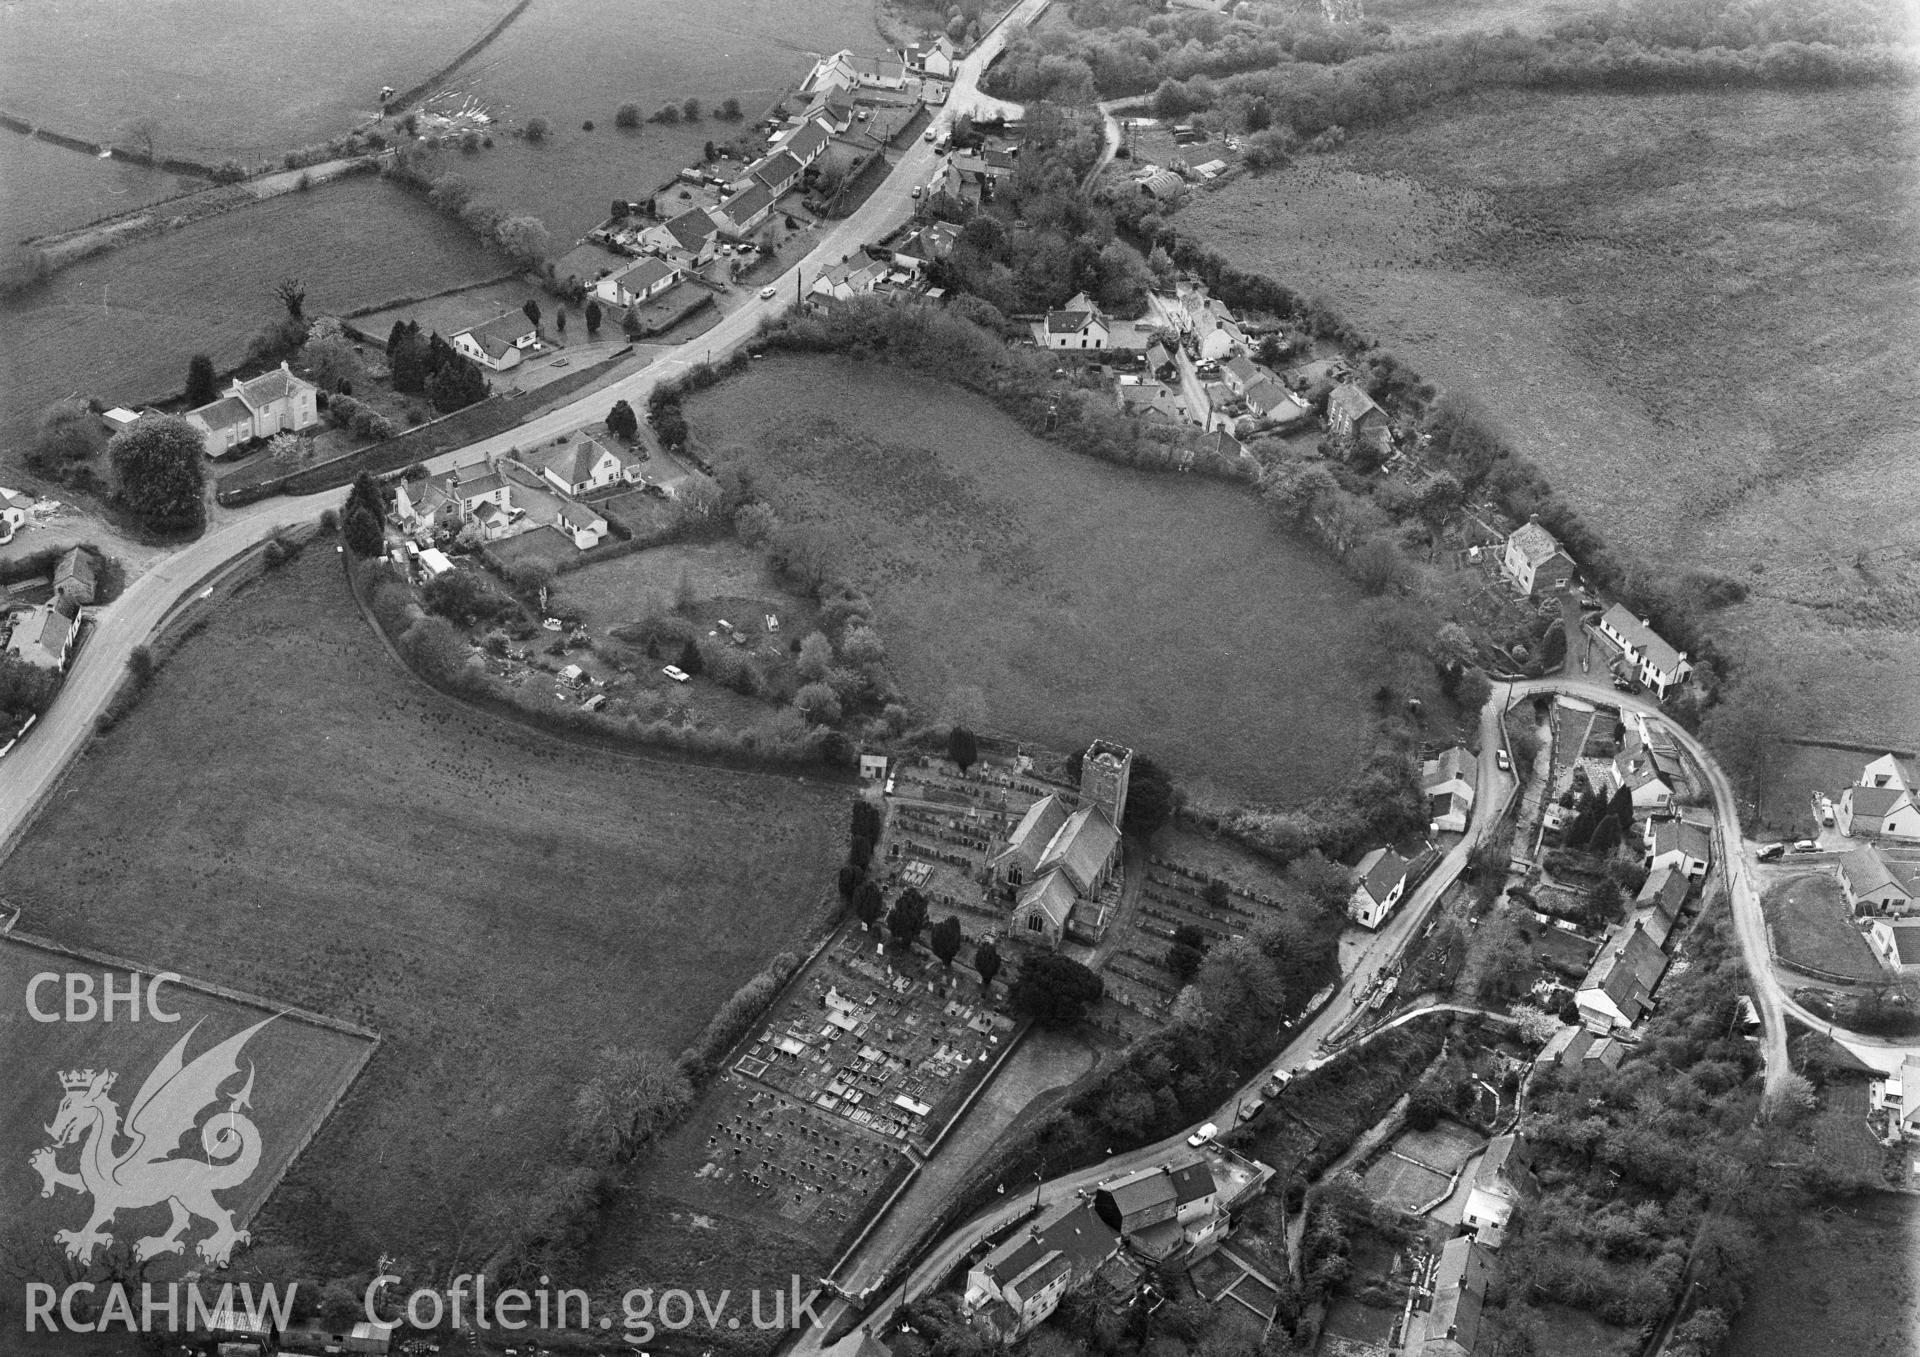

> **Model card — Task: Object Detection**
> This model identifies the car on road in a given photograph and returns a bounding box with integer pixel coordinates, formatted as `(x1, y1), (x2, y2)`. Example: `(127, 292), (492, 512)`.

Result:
(1261, 1071), (1292, 1099)
(1612, 676), (1636, 691)
(1792, 839), (1821, 853)
(911, 186), (921, 199)
(1495, 749), (1511, 771)
(1237, 1098), (1265, 1124)
(759, 285), (778, 299)
(1757, 842), (1787, 861)
(924, 127), (937, 142)
(1186, 1122), (1218, 1148)
(662, 665), (690, 683)
(1196, 360), (1220, 377)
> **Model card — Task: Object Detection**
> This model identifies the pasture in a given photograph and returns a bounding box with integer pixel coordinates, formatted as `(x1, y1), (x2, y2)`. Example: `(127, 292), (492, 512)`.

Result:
(0, 933), (373, 1277)
(0, 175), (501, 470)
(1762, 873), (1883, 983)
(0, 132), (192, 243)
(684, 357), (1382, 808)
(0, 549), (848, 1266)
(1182, 85), (1920, 747)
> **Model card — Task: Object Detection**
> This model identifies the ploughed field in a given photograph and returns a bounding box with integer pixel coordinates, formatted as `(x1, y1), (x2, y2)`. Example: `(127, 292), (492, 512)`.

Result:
(0, 549), (846, 1266)
(1181, 84), (1920, 747)
(684, 356), (1380, 808)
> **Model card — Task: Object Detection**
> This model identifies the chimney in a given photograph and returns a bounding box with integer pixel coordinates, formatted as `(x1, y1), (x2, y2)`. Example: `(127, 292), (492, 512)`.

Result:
(1528, 513), (1541, 525)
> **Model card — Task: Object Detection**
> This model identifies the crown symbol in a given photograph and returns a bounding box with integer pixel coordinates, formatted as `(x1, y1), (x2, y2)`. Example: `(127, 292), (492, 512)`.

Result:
(60, 1069), (114, 1092)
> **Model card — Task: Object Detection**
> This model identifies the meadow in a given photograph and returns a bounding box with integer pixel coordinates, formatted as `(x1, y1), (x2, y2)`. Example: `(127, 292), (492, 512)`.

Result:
(0, 548), (847, 1269)
(0, 175), (503, 472)
(684, 357), (1382, 808)
(1180, 84), (1920, 747)
(0, 133), (193, 243)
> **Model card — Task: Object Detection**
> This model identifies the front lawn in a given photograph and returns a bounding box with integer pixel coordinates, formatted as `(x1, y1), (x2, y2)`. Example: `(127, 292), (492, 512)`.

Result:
(1763, 872), (1883, 983)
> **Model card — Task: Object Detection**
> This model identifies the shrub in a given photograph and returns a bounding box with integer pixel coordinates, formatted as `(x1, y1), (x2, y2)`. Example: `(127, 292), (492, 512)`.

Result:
(615, 102), (641, 128)
(524, 116), (551, 142)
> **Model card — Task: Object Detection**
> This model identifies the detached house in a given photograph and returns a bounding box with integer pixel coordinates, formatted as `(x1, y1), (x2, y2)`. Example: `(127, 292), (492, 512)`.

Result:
(1326, 381), (1388, 447)
(1034, 293), (1110, 350)
(1868, 918), (1920, 974)
(1837, 784), (1920, 840)
(776, 118), (832, 169)
(811, 255), (889, 302)
(1870, 1057), (1920, 1141)
(184, 362), (320, 458)
(1091, 1154), (1257, 1265)
(1349, 847), (1413, 929)
(593, 256), (683, 309)
(5, 602), (77, 671)
(1422, 747), (1477, 834)
(745, 149), (805, 198)
(1837, 844), (1916, 915)
(1502, 518), (1576, 597)
(0, 487), (34, 544)
(451, 313), (538, 372)
(639, 207), (723, 267)
(394, 460), (515, 541)
(905, 35), (958, 78)
(52, 548), (97, 608)
(523, 437), (623, 497)
(1861, 753), (1920, 792)
(1597, 605), (1693, 696)
(1460, 1134), (1537, 1249)
(718, 181), (776, 234)
(963, 1200), (1120, 1340)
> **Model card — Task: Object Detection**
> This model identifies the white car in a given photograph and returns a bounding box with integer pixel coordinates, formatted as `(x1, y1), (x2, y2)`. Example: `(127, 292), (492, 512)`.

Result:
(759, 285), (778, 299)
(924, 127), (937, 142)
(1186, 1122), (1218, 1148)
(1496, 749), (1511, 771)
(662, 665), (690, 683)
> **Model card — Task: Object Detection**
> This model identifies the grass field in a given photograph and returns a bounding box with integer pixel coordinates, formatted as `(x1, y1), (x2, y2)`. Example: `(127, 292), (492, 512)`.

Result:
(0, 548), (847, 1269)
(0, 0), (501, 164)
(684, 357), (1384, 808)
(0, 934), (373, 1276)
(1391, 1118), (1481, 1175)
(1181, 84), (1920, 747)
(1762, 872), (1883, 983)
(0, 175), (502, 472)
(1361, 1153), (1452, 1213)
(1728, 1191), (1920, 1357)
(0, 133), (194, 243)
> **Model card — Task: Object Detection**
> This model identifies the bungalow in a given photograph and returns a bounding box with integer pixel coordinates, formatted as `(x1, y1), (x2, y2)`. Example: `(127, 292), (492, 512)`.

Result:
(523, 437), (623, 497)
(1861, 752), (1920, 792)
(5, 601), (77, 670)
(1596, 604), (1693, 697)
(745, 149), (805, 197)
(718, 181), (776, 234)
(1837, 844), (1917, 915)
(1422, 747), (1477, 834)
(1034, 294), (1110, 350)
(1114, 378), (1185, 422)
(1643, 816), (1713, 879)
(810, 255), (889, 302)
(451, 312), (537, 372)
(52, 547), (97, 608)
(1502, 518), (1576, 597)
(1349, 846), (1413, 930)
(1326, 381), (1388, 445)
(1460, 1134), (1536, 1250)
(1414, 1236), (1494, 1357)
(850, 53), (910, 88)
(184, 362), (320, 458)
(963, 1199), (1120, 1340)
(593, 256), (683, 309)
(776, 118), (833, 169)
(1836, 784), (1920, 841)
(1869, 918), (1920, 974)
(553, 500), (609, 550)
(905, 35), (958, 78)
(1092, 1156), (1228, 1264)
(1576, 919), (1669, 1032)
(1870, 1057), (1920, 1141)
(639, 207), (722, 266)
(892, 220), (962, 270)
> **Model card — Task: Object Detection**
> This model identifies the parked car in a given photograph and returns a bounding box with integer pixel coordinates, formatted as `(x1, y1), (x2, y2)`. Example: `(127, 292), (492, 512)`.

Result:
(910, 186), (921, 199)
(1757, 842), (1787, 861)
(1261, 1070), (1292, 1099)
(662, 665), (690, 683)
(1495, 749), (1511, 771)
(1612, 675), (1636, 691)
(1237, 1098), (1264, 1124)
(1186, 1122), (1218, 1148)
(1792, 839), (1821, 853)
(759, 285), (778, 299)
(924, 127), (937, 142)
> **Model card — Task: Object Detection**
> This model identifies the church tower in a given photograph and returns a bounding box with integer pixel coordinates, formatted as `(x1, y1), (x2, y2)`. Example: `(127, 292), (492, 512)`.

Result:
(1079, 740), (1133, 827)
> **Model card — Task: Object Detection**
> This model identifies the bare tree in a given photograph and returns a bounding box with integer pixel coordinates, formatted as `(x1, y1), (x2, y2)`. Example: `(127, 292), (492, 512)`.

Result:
(273, 275), (307, 321)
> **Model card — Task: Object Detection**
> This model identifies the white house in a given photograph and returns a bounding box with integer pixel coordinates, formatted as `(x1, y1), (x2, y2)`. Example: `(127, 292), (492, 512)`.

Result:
(522, 437), (623, 497)
(1460, 1134), (1536, 1250)
(394, 461), (514, 540)
(1837, 844), (1917, 915)
(1870, 1057), (1920, 1141)
(1861, 753), (1920, 793)
(1836, 784), (1920, 840)
(593, 257), (682, 309)
(905, 36), (958, 78)
(1596, 604), (1693, 696)
(1349, 847), (1412, 929)
(1643, 816), (1712, 879)
(552, 500), (609, 550)
(0, 488), (33, 544)
(810, 255), (888, 302)
(1034, 293), (1110, 350)
(639, 207), (723, 267)
(184, 362), (320, 458)
(452, 313), (537, 372)
(962, 1200), (1119, 1340)
(1422, 747), (1476, 834)
(775, 118), (833, 169)
(5, 602), (77, 671)
(1869, 918), (1920, 974)
(1502, 518), (1576, 597)
(718, 181), (776, 234)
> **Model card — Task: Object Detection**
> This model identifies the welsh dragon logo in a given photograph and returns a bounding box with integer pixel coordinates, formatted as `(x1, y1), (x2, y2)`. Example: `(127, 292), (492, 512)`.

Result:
(29, 1017), (271, 1267)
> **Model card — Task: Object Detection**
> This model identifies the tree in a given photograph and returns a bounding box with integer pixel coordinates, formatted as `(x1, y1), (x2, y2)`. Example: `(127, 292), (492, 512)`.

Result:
(569, 1047), (692, 1163)
(887, 889), (929, 950)
(796, 632), (833, 681)
(273, 275), (307, 321)
(300, 317), (358, 391)
(555, 309), (567, 336)
(837, 862), (863, 906)
(973, 940), (1001, 991)
(108, 415), (206, 533)
(795, 682), (842, 725)
(854, 879), (884, 930)
(615, 102), (641, 129)
(1166, 923), (1209, 984)
(1588, 811), (1623, 856)
(930, 916), (963, 969)
(606, 400), (639, 441)
(523, 298), (542, 331)
(124, 115), (161, 164)
(1702, 673), (1805, 808)
(343, 504), (384, 557)
(1121, 756), (1176, 840)
(185, 353), (218, 406)
(676, 637), (704, 677)
(506, 559), (555, 598)
(947, 726), (979, 774)
(427, 351), (489, 413)
(495, 215), (552, 266)
(720, 97), (743, 120)
(682, 97), (702, 122)
(346, 470), (386, 525)
(703, 140), (717, 162)
(585, 299), (603, 335)
(1288, 851), (1353, 914)
(1010, 954), (1103, 1026)
(32, 398), (96, 469)
(840, 626), (885, 669)
(524, 116), (551, 142)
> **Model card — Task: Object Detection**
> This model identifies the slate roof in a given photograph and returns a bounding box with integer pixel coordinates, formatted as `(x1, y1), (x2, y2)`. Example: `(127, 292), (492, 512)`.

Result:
(1047, 309), (1097, 334)
(1223, 355), (1262, 387)
(1475, 1134), (1535, 1200)
(459, 311), (536, 360)
(1016, 870), (1079, 928)
(1244, 379), (1306, 418)
(610, 256), (679, 296)
(1635, 865), (1689, 916)
(1327, 381), (1383, 424)
(1422, 746), (1476, 791)
(1601, 604), (1689, 674)
(780, 119), (832, 164)
(1100, 1167), (1176, 1223)
(660, 207), (720, 252)
(1649, 817), (1712, 865)
(1848, 785), (1911, 821)
(754, 150), (804, 190)
(530, 437), (614, 487)
(1424, 1236), (1492, 1355)
(9, 603), (73, 664)
(1037, 806), (1120, 895)
(999, 794), (1071, 880)
(54, 548), (96, 595)
(190, 395), (252, 430)
(1840, 845), (1914, 899)
(235, 365), (309, 410)
(1355, 846), (1410, 905)
(1507, 520), (1564, 565)
(1582, 923), (1669, 1023)
(722, 181), (775, 225)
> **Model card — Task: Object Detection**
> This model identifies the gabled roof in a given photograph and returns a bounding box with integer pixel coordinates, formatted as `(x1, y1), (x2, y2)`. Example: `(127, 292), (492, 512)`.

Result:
(1635, 865), (1689, 915)
(54, 548), (96, 591)
(1649, 817), (1712, 864)
(609, 256), (679, 296)
(980, 1200), (1118, 1292)
(1424, 1237), (1492, 1355)
(1839, 844), (1913, 898)
(233, 363), (312, 410)
(1016, 870), (1079, 928)
(457, 311), (537, 360)
(1202, 428), (1245, 461)
(1473, 1133), (1536, 1202)
(1037, 805), (1120, 895)
(1507, 520), (1564, 565)
(1879, 920), (1920, 964)
(754, 150), (804, 189)
(557, 501), (604, 531)
(999, 794), (1071, 878)
(1168, 1159), (1215, 1206)
(1355, 846), (1410, 905)
(851, 53), (906, 81)
(189, 395), (252, 430)
(9, 603), (73, 661)
(722, 181), (775, 225)
(1422, 746), (1475, 791)
(1244, 379), (1305, 417)
(1847, 785), (1911, 820)
(1100, 1166), (1176, 1221)
(1047, 309), (1098, 334)
(1601, 603), (1689, 674)
(1327, 381), (1382, 423)
(529, 437), (615, 487)
(659, 206), (720, 252)
(780, 119), (832, 163)
(1223, 355), (1262, 385)
(1583, 924), (1668, 1021)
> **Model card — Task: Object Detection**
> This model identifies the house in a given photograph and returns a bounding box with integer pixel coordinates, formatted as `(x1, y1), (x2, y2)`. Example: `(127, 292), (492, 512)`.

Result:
(1534, 1023), (1625, 1072)
(811, 255), (889, 302)
(523, 437), (623, 497)
(905, 35), (958, 78)
(1460, 1134), (1536, 1250)
(1414, 1236), (1493, 1357)
(1114, 378), (1186, 422)
(718, 181), (776, 234)
(746, 149), (805, 197)
(892, 220), (962, 270)
(52, 548), (97, 608)
(1241, 379), (1314, 430)
(1610, 743), (1675, 811)
(1837, 784), (1920, 840)
(1502, 518), (1577, 597)
(1860, 753), (1920, 792)
(1093, 1156), (1229, 1263)
(1349, 847), (1413, 929)
(1633, 866), (1689, 944)
(850, 53), (910, 88)
(962, 1199), (1121, 1340)
(1422, 747), (1477, 834)
(1034, 293), (1110, 350)
(1576, 920), (1669, 1032)
(776, 118), (833, 169)
(1643, 816), (1712, 879)
(394, 460), (514, 539)
(1596, 604), (1693, 696)
(1837, 844), (1917, 915)
(451, 312), (537, 372)
(593, 256), (683, 309)
(1326, 381), (1388, 445)
(639, 207), (722, 266)
(553, 500), (609, 550)
(804, 87), (857, 133)
(1200, 428), (1247, 465)
(0, 488), (30, 545)
(183, 362), (320, 458)
(1220, 355), (1267, 398)
(5, 601), (77, 671)
(802, 50), (862, 95)
(1868, 918), (1920, 974)
(1870, 1057), (1920, 1141)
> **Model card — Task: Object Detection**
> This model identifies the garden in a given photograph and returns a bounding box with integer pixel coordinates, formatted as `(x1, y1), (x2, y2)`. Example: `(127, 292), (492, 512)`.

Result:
(1761, 872), (1884, 983)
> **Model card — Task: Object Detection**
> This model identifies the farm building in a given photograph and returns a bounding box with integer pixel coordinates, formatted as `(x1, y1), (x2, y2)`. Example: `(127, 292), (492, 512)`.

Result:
(52, 548), (97, 608)
(451, 313), (538, 371)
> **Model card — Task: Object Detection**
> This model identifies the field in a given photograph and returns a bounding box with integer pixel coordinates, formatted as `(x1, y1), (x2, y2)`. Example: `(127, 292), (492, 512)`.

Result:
(0, 175), (502, 470)
(1728, 1191), (1920, 1357)
(425, 0), (882, 244)
(0, 0), (501, 167)
(684, 357), (1385, 808)
(1181, 84), (1920, 747)
(0, 133), (194, 243)
(1762, 872), (1883, 983)
(0, 548), (847, 1268)
(0, 933), (374, 1276)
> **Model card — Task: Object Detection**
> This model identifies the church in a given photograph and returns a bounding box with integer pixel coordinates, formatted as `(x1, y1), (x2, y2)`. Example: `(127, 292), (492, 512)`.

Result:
(990, 741), (1132, 947)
